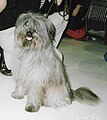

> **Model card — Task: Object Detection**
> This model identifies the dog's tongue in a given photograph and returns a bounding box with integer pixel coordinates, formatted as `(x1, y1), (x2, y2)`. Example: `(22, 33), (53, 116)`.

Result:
(26, 36), (33, 41)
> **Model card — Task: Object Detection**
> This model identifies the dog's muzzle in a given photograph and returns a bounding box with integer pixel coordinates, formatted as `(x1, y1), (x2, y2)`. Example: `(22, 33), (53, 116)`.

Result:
(25, 31), (34, 41)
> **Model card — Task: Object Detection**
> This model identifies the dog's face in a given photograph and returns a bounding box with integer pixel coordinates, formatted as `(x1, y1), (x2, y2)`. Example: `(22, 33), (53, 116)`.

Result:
(15, 12), (56, 50)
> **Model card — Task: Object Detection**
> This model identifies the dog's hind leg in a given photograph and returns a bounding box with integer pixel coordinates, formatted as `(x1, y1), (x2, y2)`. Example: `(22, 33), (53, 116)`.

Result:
(44, 84), (72, 108)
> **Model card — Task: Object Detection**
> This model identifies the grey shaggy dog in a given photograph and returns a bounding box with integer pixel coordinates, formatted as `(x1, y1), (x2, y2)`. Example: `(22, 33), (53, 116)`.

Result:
(11, 12), (100, 112)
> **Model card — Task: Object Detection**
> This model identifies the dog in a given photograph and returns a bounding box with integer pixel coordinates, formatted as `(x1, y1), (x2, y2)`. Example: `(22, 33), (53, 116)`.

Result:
(11, 12), (100, 112)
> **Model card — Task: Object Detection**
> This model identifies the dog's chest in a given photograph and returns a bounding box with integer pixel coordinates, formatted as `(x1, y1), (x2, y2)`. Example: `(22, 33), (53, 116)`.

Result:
(17, 50), (53, 76)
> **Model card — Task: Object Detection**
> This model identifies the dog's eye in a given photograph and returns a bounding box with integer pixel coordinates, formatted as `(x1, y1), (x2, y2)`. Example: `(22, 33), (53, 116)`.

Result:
(34, 29), (38, 33)
(24, 21), (29, 27)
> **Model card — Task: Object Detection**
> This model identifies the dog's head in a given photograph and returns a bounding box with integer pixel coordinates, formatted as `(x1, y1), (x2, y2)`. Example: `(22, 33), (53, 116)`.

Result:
(15, 12), (56, 50)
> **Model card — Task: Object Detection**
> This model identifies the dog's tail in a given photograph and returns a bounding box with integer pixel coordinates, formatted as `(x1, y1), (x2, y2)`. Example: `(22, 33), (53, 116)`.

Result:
(73, 87), (100, 105)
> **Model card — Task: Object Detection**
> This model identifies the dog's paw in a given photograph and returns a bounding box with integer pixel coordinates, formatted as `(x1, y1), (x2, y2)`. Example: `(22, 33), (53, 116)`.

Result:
(25, 105), (40, 112)
(11, 91), (24, 99)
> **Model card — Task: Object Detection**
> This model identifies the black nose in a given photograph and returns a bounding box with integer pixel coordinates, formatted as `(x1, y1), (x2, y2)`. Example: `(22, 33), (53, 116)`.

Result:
(26, 31), (32, 37)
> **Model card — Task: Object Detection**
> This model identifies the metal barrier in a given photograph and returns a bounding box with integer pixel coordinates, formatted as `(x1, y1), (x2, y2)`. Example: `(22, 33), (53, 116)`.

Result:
(85, 0), (107, 44)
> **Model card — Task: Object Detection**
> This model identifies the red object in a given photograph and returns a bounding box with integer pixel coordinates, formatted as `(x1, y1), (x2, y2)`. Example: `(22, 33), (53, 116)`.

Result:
(66, 27), (86, 40)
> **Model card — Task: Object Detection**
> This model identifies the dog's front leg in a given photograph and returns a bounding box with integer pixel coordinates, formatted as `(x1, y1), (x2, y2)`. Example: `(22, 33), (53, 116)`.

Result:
(25, 86), (42, 112)
(11, 80), (25, 99)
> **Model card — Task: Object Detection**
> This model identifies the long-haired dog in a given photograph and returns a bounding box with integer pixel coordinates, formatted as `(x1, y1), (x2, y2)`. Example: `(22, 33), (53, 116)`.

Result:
(11, 12), (100, 112)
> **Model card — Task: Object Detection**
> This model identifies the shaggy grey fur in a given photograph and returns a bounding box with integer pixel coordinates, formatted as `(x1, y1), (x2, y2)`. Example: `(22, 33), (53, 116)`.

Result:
(11, 12), (100, 112)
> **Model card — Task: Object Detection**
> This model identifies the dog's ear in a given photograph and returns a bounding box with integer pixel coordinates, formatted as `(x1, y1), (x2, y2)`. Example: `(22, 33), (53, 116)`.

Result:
(44, 18), (56, 42)
(15, 12), (31, 27)
(15, 13), (26, 27)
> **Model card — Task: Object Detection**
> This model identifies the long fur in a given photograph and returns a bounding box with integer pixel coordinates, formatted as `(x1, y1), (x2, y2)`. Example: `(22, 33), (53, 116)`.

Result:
(11, 12), (100, 112)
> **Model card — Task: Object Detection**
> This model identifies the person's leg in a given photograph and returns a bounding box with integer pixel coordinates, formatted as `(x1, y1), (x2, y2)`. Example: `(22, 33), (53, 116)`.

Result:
(48, 12), (68, 60)
(0, 27), (15, 75)
(48, 12), (68, 48)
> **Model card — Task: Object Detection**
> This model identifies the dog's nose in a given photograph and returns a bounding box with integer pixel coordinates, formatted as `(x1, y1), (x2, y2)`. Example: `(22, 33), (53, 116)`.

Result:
(26, 31), (32, 37)
(26, 31), (33, 41)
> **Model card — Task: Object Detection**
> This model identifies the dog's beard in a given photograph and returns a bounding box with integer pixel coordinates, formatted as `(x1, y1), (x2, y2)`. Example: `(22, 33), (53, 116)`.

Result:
(16, 30), (43, 50)
(15, 12), (56, 50)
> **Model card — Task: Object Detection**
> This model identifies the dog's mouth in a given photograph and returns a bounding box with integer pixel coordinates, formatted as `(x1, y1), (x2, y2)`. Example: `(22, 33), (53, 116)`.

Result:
(26, 36), (33, 41)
